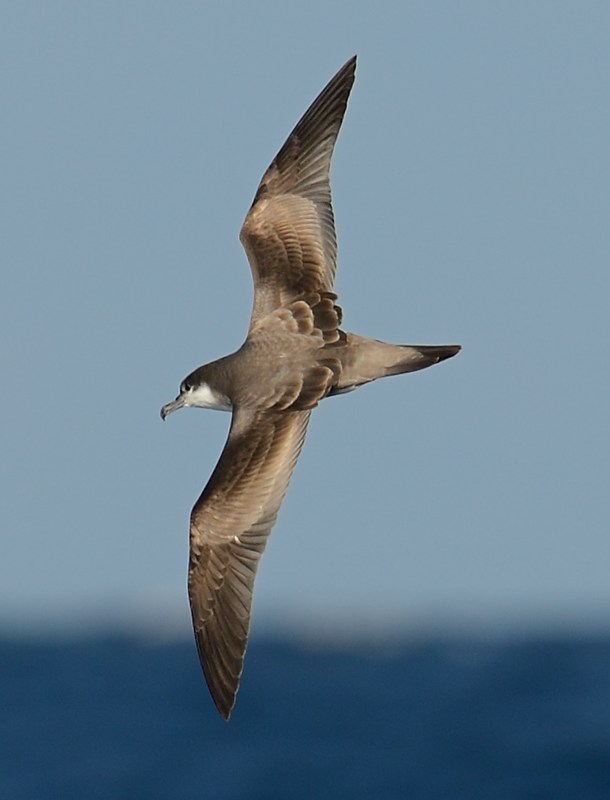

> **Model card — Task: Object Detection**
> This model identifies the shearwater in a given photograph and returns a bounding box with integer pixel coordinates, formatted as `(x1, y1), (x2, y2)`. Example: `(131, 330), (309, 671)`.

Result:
(161, 56), (460, 719)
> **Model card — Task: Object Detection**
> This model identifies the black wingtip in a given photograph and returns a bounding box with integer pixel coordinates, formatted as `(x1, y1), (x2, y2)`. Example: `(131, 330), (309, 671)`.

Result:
(342, 54), (358, 73)
(275, 53), (358, 166)
(204, 666), (237, 722)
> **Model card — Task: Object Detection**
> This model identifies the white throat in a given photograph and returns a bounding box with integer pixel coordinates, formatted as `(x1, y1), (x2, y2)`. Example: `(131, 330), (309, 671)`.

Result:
(186, 382), (232, 412)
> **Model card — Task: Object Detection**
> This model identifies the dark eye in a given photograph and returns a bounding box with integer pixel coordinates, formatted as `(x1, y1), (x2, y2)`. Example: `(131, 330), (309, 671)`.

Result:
(180, 380), (191, 394)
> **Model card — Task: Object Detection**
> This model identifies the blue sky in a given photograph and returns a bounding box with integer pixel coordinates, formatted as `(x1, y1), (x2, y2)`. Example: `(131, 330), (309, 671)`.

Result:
(2, 2), (608, 638)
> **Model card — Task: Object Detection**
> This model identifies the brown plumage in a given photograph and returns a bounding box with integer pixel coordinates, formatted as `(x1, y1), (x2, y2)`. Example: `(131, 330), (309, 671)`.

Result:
(161, 55), (460, 719)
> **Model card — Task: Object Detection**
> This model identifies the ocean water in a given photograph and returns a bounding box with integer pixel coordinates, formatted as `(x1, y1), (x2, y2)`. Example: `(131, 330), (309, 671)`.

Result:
(2, 634), (610, 799)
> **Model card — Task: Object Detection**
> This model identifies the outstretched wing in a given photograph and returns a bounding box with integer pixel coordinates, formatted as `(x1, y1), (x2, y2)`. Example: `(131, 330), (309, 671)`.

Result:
(188, 407), (311, 719)
(240, 55), (356, 321)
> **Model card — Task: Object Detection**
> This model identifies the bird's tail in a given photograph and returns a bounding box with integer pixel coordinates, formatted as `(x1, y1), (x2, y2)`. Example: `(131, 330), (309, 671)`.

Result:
(329, 334), (460, 394)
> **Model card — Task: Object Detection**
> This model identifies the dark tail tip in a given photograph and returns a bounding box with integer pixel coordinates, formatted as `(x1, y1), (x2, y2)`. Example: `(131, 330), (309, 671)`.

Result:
(383, 343), (461, 378)
(417, 344), (461, 363)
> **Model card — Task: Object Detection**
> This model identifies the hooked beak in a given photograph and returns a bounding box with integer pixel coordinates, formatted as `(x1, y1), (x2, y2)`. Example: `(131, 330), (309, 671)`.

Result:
(160, 394), (187, 421)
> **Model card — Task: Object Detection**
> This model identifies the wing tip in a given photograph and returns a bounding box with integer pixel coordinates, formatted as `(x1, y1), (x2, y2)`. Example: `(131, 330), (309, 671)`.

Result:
(194, 629), (241, 721)
(214, 693), (235, 722)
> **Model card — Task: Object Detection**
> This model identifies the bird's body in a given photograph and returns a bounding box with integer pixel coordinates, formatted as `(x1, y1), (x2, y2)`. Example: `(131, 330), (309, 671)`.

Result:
(161, 56), (460, 719)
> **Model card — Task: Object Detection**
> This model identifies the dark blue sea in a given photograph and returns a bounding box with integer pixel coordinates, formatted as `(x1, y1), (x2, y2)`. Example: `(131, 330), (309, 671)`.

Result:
(2, 633), (610, 799)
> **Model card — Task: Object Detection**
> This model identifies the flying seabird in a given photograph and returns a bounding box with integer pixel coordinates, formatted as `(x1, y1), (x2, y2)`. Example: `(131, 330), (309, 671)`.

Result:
(161, 55), (460, 719)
